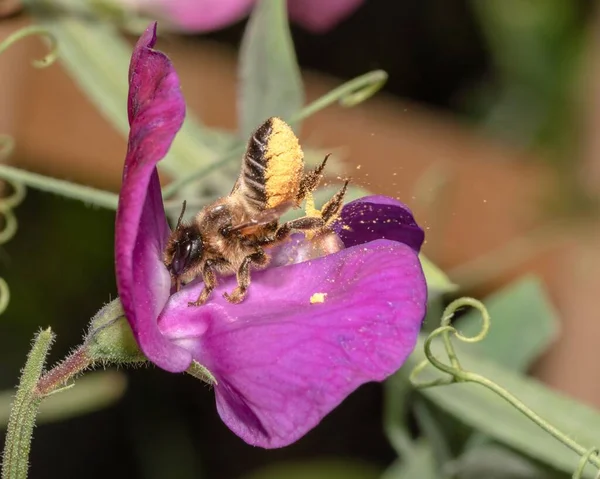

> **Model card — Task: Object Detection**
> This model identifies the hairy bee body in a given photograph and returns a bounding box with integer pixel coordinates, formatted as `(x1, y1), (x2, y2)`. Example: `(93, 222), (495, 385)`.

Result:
(163, 116), (348, 306)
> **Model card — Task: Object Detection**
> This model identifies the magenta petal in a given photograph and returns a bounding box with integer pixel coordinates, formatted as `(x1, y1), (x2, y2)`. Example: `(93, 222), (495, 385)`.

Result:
(334, 195), (425, 252)
(146, 0), (255, 32)
(115, 22), (192, 373)
(287, 0), (363, 33)
(158, 239), (426, 447)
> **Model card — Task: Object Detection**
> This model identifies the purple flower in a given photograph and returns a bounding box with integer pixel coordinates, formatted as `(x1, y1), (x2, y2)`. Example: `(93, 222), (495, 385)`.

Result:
(115, 22), (427, 448)
(123, 0), (364, 33)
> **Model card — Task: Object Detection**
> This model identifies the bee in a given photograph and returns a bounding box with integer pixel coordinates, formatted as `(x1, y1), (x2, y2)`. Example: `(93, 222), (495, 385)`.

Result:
(164, 117), (348, 306)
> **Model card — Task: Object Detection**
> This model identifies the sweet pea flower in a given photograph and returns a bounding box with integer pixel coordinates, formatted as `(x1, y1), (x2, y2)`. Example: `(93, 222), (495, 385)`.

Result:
(115, 22), (427, 448)
(124, 0), (364, 33)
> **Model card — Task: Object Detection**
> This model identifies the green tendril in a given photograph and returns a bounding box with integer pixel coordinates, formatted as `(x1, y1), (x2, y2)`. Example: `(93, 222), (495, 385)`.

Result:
(410, 297), (600, 476)
(0, 162), (26, 317)
(0, 26), (59, 68)
(573, 448), (599, 479)
(289, 69), (388, 123)
(0, 278), (10, 317)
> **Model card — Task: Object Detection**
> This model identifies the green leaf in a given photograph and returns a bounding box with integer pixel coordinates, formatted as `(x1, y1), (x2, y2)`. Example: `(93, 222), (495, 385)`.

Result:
(238, 0), (304, 138)
(381, 441), (438, 479)
(29, 5), (236, 188)
(239, 460), (380, 479)
(455, 276), (559, 371)
(420, 255), (458, 301)
(383, 366), (416, 457)
(408, 337), (600, 478)
(449, 443), (561, 479)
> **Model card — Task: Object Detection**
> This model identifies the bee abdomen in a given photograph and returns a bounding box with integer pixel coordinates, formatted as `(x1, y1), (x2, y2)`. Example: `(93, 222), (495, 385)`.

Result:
(240, 117), (304, 210)
(240, 121), (272, 206)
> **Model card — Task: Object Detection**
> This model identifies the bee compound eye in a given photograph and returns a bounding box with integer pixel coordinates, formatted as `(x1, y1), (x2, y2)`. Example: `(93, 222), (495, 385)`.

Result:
(170, 237), (202, 276)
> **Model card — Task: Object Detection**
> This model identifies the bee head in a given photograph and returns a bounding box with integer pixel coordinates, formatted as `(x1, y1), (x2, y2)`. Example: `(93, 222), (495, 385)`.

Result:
(166, 225), (203, 278)
(164, 201), (204, 280)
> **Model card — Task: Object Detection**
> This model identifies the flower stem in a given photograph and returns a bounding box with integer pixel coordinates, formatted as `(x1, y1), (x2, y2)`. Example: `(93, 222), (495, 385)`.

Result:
(2, 329), (54, 479)
(36, 346), (93, 397)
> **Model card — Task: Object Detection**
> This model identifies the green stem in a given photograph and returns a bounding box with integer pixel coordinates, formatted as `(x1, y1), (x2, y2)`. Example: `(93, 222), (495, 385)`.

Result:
(0, 164), (118, 210)
(35, 346), (93, 396)
(463, 371), (600, 470)
(2, 329), (54, 479)
(162, 70), (388, 200)
(161, 145), (245, 200)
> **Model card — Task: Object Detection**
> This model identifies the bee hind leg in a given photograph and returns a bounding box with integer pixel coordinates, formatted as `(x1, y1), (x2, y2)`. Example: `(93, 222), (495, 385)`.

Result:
(276, 179), (350, 242)
(188, 261), (218, 307)
(297, 154), (331, 202)
(320, 180), (349, 225)
(223, 251), (268, 304)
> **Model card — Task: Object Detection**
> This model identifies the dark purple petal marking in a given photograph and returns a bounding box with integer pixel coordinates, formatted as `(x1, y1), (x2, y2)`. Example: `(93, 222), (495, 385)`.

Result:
(158, 239), (427, 447)
(115, 22), (191, 373)
(334, 195), (425, 252)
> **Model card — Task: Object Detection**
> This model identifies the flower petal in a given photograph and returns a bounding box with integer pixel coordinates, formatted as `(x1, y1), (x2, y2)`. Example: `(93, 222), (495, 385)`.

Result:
(115, 22), (192, 373)
(334, 195), (425, 252)
(158, 239), (427, 447)
(287, 0), (364, 33)
(128, 0), (255, 32)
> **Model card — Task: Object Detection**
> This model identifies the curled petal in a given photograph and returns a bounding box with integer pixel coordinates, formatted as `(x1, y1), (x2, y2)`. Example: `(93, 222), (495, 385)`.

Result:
(158, 239), (427, 447)
(334, 195), (425, 252)
(287, 0), (364, 33)
(115, 22), (191, 372)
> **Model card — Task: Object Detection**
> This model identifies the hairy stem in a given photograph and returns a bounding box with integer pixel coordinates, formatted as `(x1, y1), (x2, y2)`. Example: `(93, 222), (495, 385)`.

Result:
(2, 329), (54, 479)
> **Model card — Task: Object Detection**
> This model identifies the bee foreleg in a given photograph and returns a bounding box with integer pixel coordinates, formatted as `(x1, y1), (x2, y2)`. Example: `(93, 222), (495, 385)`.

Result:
(223, 251), (268, 304)
(296, 154), (331, 202)
(188, 261), (218, 307)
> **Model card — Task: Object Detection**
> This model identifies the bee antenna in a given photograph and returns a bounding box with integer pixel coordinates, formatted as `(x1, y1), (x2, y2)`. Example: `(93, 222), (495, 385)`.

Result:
(176, 200), (187, 230)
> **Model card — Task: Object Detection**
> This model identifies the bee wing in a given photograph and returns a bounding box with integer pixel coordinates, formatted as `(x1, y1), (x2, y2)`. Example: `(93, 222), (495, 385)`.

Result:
(228, 201), (295, 236)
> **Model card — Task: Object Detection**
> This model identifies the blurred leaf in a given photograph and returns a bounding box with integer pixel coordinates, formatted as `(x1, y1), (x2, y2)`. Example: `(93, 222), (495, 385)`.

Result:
(381, 441), (438, 479)
(0, 370), (126, 426)
(455, 276), (559, 371)
(449, 443), (560, 479)
(238, 0), (304, 138)
(420, 255), (458, 301)
(468, 0), (583, 150)
(413, 397), (453, 466)
(383, 366), (415, 457)
(240, 459), (380, 479)
(408, 337), (600, 478)
(30, 4), (236, 188)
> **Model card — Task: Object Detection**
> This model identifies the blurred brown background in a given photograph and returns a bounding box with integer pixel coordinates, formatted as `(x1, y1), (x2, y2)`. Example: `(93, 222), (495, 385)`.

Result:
(1, 1), (600, 477)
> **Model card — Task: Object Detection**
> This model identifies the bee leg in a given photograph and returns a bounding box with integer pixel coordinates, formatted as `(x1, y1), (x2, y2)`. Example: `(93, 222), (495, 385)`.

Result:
(188, 262), (217, 307)
(275, 180), (349, 241)
(320, 179), (349, 225)
(275, 216), (326, 242)
(223, 251), (268, 304)
(297, 154), (331, 202)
